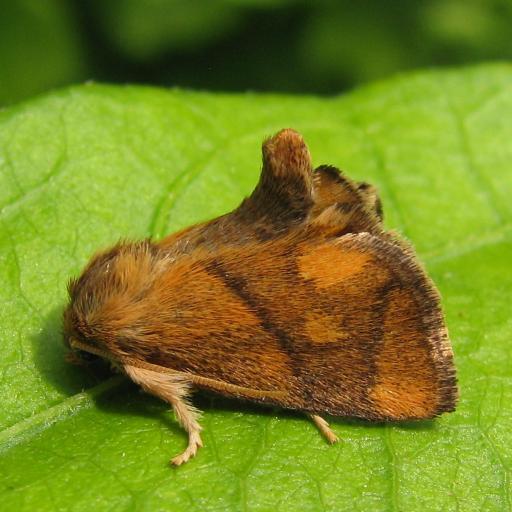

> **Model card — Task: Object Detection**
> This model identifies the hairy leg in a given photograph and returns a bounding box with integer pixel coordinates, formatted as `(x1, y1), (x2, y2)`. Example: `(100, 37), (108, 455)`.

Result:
(124, 364), (203, 465)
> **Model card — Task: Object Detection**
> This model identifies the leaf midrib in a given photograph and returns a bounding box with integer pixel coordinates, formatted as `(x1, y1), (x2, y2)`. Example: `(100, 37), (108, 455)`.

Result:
(0, 375), (125, 453)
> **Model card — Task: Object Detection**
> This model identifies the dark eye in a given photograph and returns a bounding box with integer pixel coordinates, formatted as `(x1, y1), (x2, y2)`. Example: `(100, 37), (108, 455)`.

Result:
(76, 350), (99, 362)
(65, 348), (99, 366)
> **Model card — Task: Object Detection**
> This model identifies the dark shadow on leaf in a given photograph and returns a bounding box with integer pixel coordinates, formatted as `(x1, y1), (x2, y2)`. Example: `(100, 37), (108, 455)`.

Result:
(197, 393), (437, 433)
(32, 306), (187, 441)
(31, 304), (109, 396)
(331, 416), (437, 432)
(92, 379), (186, 439)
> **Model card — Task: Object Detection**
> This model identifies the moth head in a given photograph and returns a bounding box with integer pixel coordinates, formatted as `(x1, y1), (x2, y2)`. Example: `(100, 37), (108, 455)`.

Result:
(62, 305), (103, 366)
(62, 239), (162, 365)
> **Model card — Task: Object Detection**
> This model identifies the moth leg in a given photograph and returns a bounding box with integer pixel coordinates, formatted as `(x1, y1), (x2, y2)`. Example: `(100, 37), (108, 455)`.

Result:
(169, 396), (203, 466)
(309, 414), (339, 444)
(123, 364), (203, 466)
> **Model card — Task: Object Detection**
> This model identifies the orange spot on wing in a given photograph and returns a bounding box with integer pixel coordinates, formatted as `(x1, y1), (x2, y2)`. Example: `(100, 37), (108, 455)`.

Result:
(371, 374), (436, 419)
(298, 244), (372, 289)
(304, 311), (349, 344)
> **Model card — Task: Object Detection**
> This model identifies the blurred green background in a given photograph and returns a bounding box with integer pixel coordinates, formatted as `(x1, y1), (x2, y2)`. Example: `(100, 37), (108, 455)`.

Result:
(2, 0), (512, 105)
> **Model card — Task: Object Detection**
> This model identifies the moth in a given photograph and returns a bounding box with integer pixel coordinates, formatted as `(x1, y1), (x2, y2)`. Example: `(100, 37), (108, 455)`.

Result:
(63, 129), (457, 465)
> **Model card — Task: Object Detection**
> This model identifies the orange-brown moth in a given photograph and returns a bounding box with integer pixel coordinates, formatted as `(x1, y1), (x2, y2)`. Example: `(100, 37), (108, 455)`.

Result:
(63, 129), (457, 465)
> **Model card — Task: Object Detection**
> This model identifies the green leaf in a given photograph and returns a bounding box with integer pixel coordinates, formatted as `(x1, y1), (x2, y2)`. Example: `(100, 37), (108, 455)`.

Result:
(1, 64), (511, 511)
